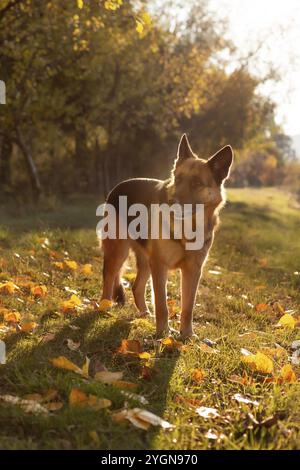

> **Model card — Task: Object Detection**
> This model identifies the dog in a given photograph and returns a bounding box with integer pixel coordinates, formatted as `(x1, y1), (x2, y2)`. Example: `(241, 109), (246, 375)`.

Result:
(100, 134), (233, 338)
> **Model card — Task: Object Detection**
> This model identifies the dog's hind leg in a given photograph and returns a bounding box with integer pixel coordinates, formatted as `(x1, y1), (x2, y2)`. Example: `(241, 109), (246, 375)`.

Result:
(132, 249), (151, 316)
(101, 238), (129, 303)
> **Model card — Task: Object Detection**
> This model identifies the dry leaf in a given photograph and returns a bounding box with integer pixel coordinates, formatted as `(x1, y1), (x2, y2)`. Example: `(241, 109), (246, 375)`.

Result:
(31, 285), (48, 297)
(94, 370), (123, 384)
(196, 406), (220, 419)
(242, 352), (274, 374)
(61, 294), (82, 313)
(82, 264), (92, 275)
(113, 408), (173, 430)
(52, 261), (64, 270)
(98, 299), (113, 312)
(198, 342), (219, 354)
(113, 380), (138, 390)
(279, 364), (297, 383)
(191, 369), (206, 383)
(117, 339), (142, 356)
(233, 393), (259, 406)
(3, 310), (21, 323)
(161, 337), (183, 351)
(255, 303), (269, 312)
(69, 388), (111, 410)
(276, 314), (296, 329)
(20, 321), (38, 333)
(50, 356), (85, 376)
(64, 260), (78, 271)
(0, 394), (48, 415)
(0, 281), (19, 295)
(45, 402), (64, 411)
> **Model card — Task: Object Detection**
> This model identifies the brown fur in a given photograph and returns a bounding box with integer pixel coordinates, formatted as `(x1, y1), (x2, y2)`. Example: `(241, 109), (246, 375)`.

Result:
(100, 134), (233, 338)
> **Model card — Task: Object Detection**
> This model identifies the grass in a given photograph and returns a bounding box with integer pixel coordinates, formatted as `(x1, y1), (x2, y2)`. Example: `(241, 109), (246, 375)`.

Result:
(0, 187), (299, 450)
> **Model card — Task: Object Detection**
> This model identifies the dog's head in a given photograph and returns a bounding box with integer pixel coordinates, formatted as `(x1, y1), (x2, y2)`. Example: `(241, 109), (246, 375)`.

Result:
(169, 134), (233, 209)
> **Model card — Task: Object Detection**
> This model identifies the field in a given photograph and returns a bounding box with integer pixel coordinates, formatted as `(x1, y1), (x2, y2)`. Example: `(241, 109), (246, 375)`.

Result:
(0, 188), (299, 450)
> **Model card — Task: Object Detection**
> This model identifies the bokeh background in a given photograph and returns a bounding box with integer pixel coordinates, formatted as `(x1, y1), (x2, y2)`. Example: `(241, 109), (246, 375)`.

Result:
(0, 0), (300, 202)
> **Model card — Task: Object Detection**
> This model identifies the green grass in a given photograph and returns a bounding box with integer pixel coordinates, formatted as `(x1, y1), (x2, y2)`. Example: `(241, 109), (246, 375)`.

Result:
(0, 187), (299, 450)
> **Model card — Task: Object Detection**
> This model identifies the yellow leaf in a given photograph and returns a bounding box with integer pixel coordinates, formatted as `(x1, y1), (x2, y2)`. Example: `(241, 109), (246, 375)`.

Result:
(31, 285), (48, 297)
(81, 356), (90, 376)
(104, 0), (122, 11)
(89, 430), (100, 444)
(242, 352), (274, 374)
(52, 261), (64, 270)
(64, 260), (78, 271)
(138, 352), (151, 360)
(77, 0), (84, 8)
(161, 337), (183, 351)
(277, 313), (296, 329)
(279, 364), (297, 383)
(0, 281), (19, 295)
(136, 20), (144, 35)
(50, 356), (83, 375)
(3, 311), (21, 323)
(82, 264), (92, 275)
(61, 294), (82, 313)
(98, 298), (113, 312)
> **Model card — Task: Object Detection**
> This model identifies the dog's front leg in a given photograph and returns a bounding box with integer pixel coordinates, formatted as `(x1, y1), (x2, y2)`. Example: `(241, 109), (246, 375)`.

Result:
(180, 262), (202, 338)
(150, 260), (169, 337)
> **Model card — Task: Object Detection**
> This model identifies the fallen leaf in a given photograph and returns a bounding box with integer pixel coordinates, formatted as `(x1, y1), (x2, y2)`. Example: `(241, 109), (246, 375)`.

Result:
(69, 388), (111, 410)
(160, 337), (183, 351)
(117, 339), (142, 356)
(113, 408), (173, 430)
(31, 285), (48, 297)
(0, 394), (48, 415)
(242, 351), (274, 374)
(50, 356), (85, 376)
(279, 364), (297, 383)
(3, 310), (21, 323)
(0, 281), (19, 295)
(98, 298), (113, 312)
(52, 261), (64, 270)
(61, 294), (82, 313)
(233, 393), (259, 406)
(64, 260), (78, 271)
(113, 380), (138, 390)
(82, 356), (90, 376)
(82, 264), (92, 275)
(196, 406), (220, 419)
(198, 342), (219, 354)
(191, 368), (206, 383)
(20, 321), (38, 333)
(94, 370), (123, 384)
(276, 313), (296, 329)
(255, 303), (269, 312)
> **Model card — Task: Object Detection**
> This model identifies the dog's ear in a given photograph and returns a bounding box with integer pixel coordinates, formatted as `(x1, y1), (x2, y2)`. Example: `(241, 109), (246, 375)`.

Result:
(208, 145), (234, 184)
(175, 134), (196, 166)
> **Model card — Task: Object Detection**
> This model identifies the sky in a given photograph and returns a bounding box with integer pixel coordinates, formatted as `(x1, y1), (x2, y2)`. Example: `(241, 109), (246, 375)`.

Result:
(208, 0), (300, 136)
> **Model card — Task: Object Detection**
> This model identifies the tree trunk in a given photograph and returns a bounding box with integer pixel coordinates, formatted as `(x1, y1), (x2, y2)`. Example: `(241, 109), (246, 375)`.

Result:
(0, 135), (12, 190)
(15, 127), (42, 199)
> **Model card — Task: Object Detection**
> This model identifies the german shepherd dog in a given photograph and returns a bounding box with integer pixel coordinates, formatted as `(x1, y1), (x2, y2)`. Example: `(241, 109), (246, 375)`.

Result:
(100, 134), (233, 338)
